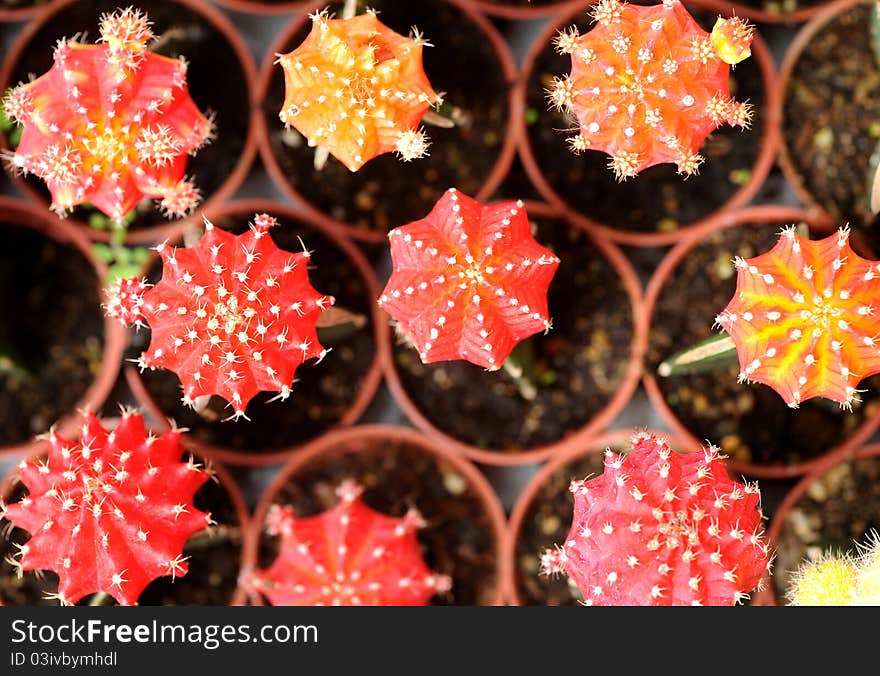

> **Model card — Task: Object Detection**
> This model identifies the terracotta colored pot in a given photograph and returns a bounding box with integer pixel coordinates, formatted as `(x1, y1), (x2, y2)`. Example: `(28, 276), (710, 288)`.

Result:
(240, 424), (509, 606)
(758, 441), (880, 606)
(0, 2), (43, 21)
(504, 428), (709, 606)
(0, 439), (251, 606)
(514, 0), (781, 247)
(255, 0), (520, 245)
(0, 0), (259, 246)
(715, 0), (834, 24)
(774, 0), (870, 233)
(642, 204), (880, 480)
(379, 200), (648, 467)
(124, 198), (387, 466)
(0, 197), (126, 460)
(465, 0), (576, 19)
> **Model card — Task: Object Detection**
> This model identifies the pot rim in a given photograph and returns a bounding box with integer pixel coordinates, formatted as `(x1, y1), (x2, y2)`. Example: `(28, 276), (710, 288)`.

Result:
(210, 0), (311, 13)
(641, 203), (880, 479)
(0, 197), (127, 460)
(465, 0), (577, 19)
(124, 197), (387, 467)
(513, 0), (782, 247)
(502, 427), (689, 606)
(0, 0), (260, 247)
(758, 440), (880, 606)
(240, 423), (509, 606)
(774, 0), (869, 230)
(0, 425), (252, 606)
(254, 0), (521, 245)
(378, 199), (648, 467)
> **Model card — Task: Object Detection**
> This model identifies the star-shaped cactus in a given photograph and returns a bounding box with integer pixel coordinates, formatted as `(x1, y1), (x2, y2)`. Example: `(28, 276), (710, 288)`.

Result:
(377, 188), (560, 370)
(2, 410), (211, 606)
(2, 7), (213, 221)
(541, 431), (771, 606)
(103, 213), (334, 420)
(715, 226), (880, 409)
(548, 0), (753, 179)
(276, 8), (438, 172)
(244, 480), (451, 606)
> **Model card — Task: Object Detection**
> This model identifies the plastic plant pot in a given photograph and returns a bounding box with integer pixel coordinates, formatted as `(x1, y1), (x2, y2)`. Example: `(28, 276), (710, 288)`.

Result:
(465, 0), (578, 20)
(210, 0), (311, 13)
(0, 1), (45, 22)
(715, 0), (835, 25)
(642, 204), (880, 480)
(380, 200), (647, 467)
(240, 424), (509, 606)
(0, 0), (259, 246)
(514, 0), (781, 247)
(123, 198), (386, 467)
(255, 0), (519, 245)
(0, 197), (126, 460)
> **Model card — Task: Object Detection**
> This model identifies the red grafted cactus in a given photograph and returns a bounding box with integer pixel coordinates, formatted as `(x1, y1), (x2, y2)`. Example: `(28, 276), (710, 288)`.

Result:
(378, 188), (560, 370)
(276, 8), (438, 172)
(244, 480), (451, 606)
(103, 213), (334, 420)
(1, 410), (211, 606)
(715, 226), (880, 409)
(2, 7), (213, 221)
(541, 431), (770, 606)
(548, 0), (754, 179)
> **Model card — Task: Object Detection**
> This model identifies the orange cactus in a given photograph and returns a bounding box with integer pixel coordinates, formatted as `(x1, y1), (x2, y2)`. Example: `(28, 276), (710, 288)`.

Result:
(2, 7), (213, 222)
(715, 226), (880, 409)
(548, 0), (754, 179)
(276, 8), (439, 172)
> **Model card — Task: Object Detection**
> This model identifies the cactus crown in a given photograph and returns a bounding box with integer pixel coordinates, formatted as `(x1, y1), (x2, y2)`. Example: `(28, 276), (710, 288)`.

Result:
(1, 410), (211, 606)
(103, 213), (334, 420)
(548, 0), (753, 179)
(541, 431), (771, 606)
(786, 531), (880, 606)
(277, 8), (438, 172)
(244, 480), (451, 606)
(715, 226), (880, 410)
(2, 6), (213, 222)
(377, 188), (560, 370)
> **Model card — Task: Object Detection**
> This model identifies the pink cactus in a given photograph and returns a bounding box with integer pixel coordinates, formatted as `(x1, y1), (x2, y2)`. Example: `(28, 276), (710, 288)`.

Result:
(103, 213), (334, 420)
(276, 9), (438, 172)
(715, 226), (880, 409)
(377, 188), (560, 370)
(2, 7), (213, 221)
(548, 0), (754, 179)
(244, 480), (451, 606)
(2, 410), (211, 606)
(541, 431), (771, 606)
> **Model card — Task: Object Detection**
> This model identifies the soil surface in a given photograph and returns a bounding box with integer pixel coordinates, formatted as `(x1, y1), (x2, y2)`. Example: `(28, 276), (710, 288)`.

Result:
(647, 220), (880, 470)
(254, 438), (500, 605)
(771, 454), (880, 604)
(3, 0), (251, 233)
(782, 3), (880, 246)
(0, 223), (105, 447)
(0, 459), (245, 606)
(129, 213), (377, 457)
(392, 213), (635, 453)
(524, 7), (766, 235)
(263, 0), (510, 237)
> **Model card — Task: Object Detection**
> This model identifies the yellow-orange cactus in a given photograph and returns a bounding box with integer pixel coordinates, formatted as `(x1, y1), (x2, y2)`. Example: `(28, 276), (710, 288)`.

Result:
(716, 226), (880, 409)
(786, 532), (880, 606)
(276, 9), (438, 172)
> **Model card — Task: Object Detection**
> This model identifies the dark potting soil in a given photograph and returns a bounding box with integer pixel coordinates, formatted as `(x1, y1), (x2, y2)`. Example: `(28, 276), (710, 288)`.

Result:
(264, 0), (510, 237)
(647, 221), (880, 470)
(513, 448), (608, 606)
(393, 213), (635, 453)
(128, 213), (377, 456)
(0, 459), (244, 605)
(524, 7), (766, 235)
(255, 439), (500, 606)
(782, 3), (880, 244)
(0, 223), (104, 447)
(3, 0), (250, 233)
(771, 455), (880, 604)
